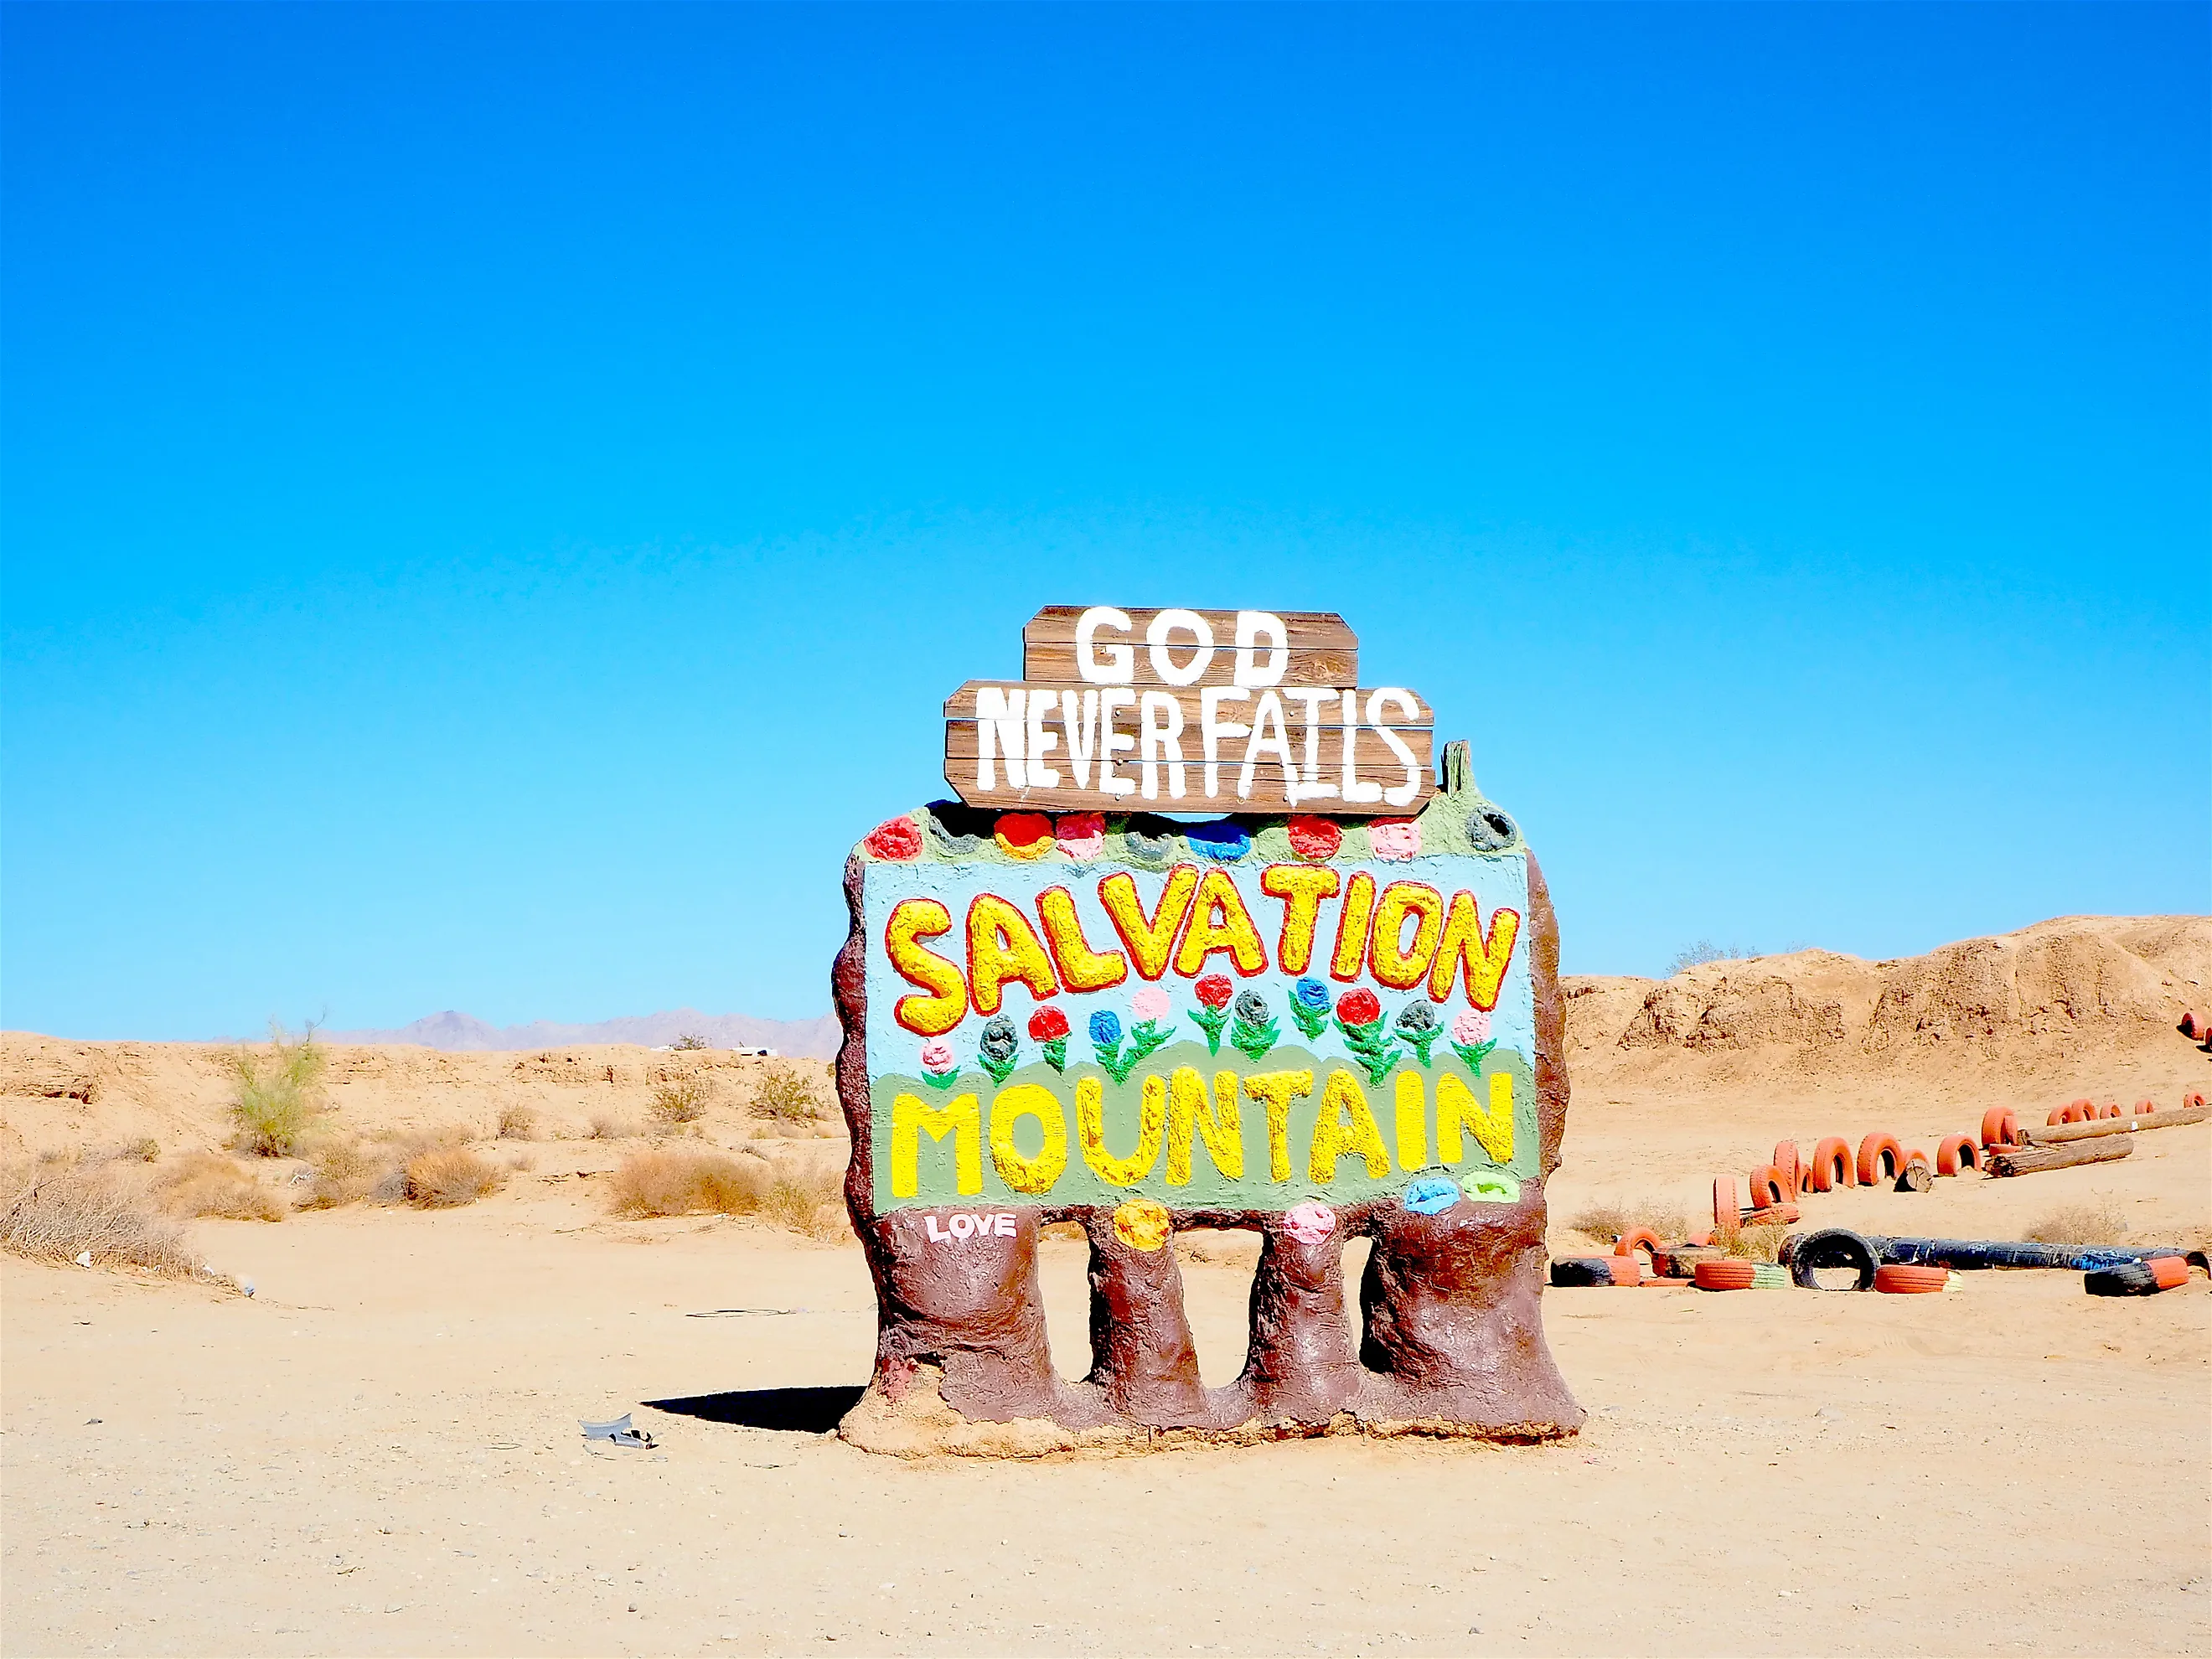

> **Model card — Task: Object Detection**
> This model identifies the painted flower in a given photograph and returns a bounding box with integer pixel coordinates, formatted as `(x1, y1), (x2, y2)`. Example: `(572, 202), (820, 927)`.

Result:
(1027, 1007), (1069, 1041)
(1088, 1010), (1123, 1047)
(1131, 986), (1171, 1024)
(1194, 974), (1234, 1010)
(1227, 988), (1280, 1062)
(977, 1014), (1021, 1085)
(994, 812), (1056, 861)
(1054, 813), (1105, 861)
(1394, 999), (1443, 1067)
(918, 1038), (960, 1088)
(1336, 988), (1382, 1028)
(1286, 816), (1342, 861)
(1332, 985), (1398, 1085)
(1368, 819), (1422, 861)
(1233, 990), (1270, 1026)
(1186, 821), (1250, 862)
(1451, 1009), (1491, 1046)
(1283, 1202), (1337, 1245)
(1286, 974), (1331, 1040)
(865, 816), (923, 861)
(1403, 1174), (1462, 1216)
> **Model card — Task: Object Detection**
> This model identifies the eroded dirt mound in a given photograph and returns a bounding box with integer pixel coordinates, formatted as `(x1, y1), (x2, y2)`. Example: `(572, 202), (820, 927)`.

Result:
(1565, 914), (2211, 1102)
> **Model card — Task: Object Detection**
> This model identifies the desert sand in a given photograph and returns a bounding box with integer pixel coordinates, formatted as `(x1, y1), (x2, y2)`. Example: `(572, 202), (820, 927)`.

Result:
(4, 914), (2209, 1656)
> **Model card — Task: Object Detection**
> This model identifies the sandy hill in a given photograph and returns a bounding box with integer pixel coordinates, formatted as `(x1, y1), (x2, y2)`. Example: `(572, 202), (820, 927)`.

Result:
(322, 1006), (840, 1058)
(1562, 913), (2211, 1113)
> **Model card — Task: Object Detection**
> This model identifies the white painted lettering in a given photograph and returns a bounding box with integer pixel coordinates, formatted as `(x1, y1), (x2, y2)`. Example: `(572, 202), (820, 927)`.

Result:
(1233, 612), (1289, 687)
(1076, 607), (1135, 685)
(1145, 609), (1215, 686)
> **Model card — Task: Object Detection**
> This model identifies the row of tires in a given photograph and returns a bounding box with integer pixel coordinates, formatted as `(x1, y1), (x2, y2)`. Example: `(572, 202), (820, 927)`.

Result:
(1713, 1092), (2208, 1228)
(1555, 1227), (2199, 1296)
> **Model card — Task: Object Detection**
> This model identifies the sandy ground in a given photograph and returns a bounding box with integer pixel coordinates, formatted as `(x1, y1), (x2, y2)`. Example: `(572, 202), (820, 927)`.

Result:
(6, 913), (2211, 1656)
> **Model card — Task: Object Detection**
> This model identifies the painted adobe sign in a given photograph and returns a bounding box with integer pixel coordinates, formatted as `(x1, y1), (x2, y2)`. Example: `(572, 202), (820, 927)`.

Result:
(834, 609), (1581, 1455)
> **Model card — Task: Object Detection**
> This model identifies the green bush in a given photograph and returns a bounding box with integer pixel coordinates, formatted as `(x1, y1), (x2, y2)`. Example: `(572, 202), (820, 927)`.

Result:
(230, 1021), (328, 1156)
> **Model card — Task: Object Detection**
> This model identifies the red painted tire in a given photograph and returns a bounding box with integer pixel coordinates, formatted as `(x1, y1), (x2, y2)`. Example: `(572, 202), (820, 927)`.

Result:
(1873, 1264), (1948, 1294)
(1856, 1133), (1905, 1187)
(2148, 1256), (2189, 1291)
(1981, 1108), (2019, 1148)
(1936, 1134), (1981, 1176)
(1772, 1141), (1802, 1198)
(1806, 1138), (1854, 1191)
(2184, 1010), (2204, 1039)
(1694, 1259), (1758, 1291)
(1749, 1164), (1792, 1207)
(1615, 1227), (1664, 1269)
(1605, 1254), (1644, 1286)
(1713, 1176), (1739, 1230)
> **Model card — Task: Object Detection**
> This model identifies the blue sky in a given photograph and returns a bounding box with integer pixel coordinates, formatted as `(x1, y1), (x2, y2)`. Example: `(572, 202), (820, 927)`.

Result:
(4, 3), (2205, 1039)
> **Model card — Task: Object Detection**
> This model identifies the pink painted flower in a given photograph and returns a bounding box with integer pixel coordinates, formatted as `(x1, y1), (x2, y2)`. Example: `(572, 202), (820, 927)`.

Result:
(1284, 1202), (1337, 1245)
(1451, 1009), (1491, 1046)
(1367, 819), (1422, 861)
(1131, 986), (1171, 1023)
(1055, 812), (1106, 860)
(920, 1040), (956, 1075)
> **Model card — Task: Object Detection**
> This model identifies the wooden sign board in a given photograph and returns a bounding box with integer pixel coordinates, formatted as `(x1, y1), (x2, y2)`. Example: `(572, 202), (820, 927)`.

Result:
(947, 607), (1435, 815)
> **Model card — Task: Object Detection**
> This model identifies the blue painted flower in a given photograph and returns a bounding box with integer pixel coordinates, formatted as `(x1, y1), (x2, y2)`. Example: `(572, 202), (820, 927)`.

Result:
(1088, 1010), (1123, 1047)
(1293, 978), (1331, 1012)
(1185, 820), (1251, 861)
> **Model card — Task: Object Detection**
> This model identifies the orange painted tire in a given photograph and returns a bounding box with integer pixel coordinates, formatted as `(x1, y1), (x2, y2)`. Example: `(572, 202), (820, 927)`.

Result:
(1685, 1228), (1713, 1248)
(2097, 1102), (2125, 1119)
(1936, 1134), (1981, 1176)
(2060, 1098), (2096, 1124)
(1873, 1264), (1948, 1294)
(1806, 1138), (1854, 1191)
(1615, 1227), (1664, 1269)
(1981, 1108), (2019, 1148)
(1856, 1133), (1905, 1187)
(1713, 1176), (1739, 1230)
(2148, 1256), (2189, 1291)
(1772, 1141), (1802, 1198)
(1605, 1254), (1645, 1286)
(2187, 1092), (2207, 1112)
(1749, 1164), (1791, 1207)
(2134, 1098), (2158, 1116)
(2184, 1010), (2204, 1039)
(1694, 1259), (1758, 1291)
(2046, 1106), (2070, 1126)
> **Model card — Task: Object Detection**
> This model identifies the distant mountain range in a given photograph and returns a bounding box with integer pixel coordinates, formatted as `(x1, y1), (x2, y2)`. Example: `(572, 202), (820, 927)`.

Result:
(321, 1008), (840, 1060)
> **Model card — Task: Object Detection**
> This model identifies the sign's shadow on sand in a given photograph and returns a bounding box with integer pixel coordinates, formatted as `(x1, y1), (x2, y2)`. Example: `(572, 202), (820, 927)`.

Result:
(643, 1386), (866, 1435)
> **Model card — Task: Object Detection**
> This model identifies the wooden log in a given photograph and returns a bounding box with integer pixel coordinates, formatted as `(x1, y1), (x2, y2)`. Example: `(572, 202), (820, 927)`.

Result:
(1986, 1139), (2135, 1178)
(2018, 1104), (2210, 1145)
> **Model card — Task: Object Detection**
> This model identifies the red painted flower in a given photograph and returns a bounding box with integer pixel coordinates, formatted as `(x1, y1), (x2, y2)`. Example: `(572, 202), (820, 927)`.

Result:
(1336, 988), (1382, 1026)
(1195, 974), (1235, 1009)
(1286, 816), (1342, 861)
(1027, 1006), (1070, 1041)
(864, 816), (923, 861)
(994, 812), (1055, 859)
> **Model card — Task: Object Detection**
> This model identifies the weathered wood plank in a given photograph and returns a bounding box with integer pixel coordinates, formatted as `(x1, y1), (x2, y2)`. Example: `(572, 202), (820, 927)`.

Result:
(945, 681), (1433, 726)
(1020, 606), (1357, 688)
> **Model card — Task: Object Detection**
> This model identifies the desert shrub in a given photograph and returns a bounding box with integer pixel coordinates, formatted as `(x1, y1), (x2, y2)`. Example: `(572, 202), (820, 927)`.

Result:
(762, 1160), (847, 1238)
(1667, 941), (1760, 975)
(496, 1104), (540, 1140)
(1716, 1222), (1790, 1263)
(649, 1075), (713, 1130)
(154, 1152), (286, 1222)
(297, 1139), (388, 1211)
(121, 1138), (161, 1164)
(229, 1021), (328, 1156)
(1, 1161), (202, 1275)
(589, 1112), (638, 1140)
(670, 1032), (710, 1051)
(401, 1147), (504, 1208)
(752, 1063), (825, 1124)
(2027, 1199), (2131, 1247)
(1569, 1200), (1688, 1244)
(610, 1149), (774, 1217)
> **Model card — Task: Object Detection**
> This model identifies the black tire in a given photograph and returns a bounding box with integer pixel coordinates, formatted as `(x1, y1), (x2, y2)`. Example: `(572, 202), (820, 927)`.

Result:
(1786, 1227), (1879, 1291)
(1549, 1258), (1615, 1288)
(2085, 1263), (2158, 1296)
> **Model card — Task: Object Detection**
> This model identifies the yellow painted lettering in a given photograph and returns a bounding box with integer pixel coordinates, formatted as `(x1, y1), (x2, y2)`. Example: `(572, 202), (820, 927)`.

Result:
(988, 1083), (1069, 1196)
(890, 1090), (981, 1199)
(966, 893), (1061, 1016)
(1077, 1073), (1166, 1185)
(1259, 864), (1341, 975)
(1328, 872), (1376, 981)
(1368, 881), (1446, 990)
(1165, 1066), (1243, 1184)
(1098, 865), (1199, 981)
(1436, 1071), (1514, 1165)
(1393, 1071), (1429, 1171)
(1171, 868), (1269, 978)
(1428, 892), (1522, 1010)
(1035, 886), (1129, 992)
(886, 899), (968, 1038)
(1308, 1069), (1390, 1183)
(1242, 1069), (1315, 1182)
